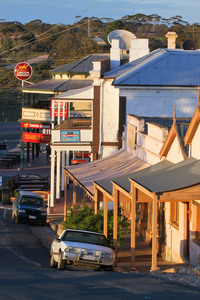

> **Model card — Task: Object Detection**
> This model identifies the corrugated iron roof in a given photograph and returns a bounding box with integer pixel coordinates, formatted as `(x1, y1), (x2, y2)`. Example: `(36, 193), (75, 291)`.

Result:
(64, 149), (149, 196)
(131, 157), (199, 193)
(22, 79), (93, 92)
(104, 49), (200, 87)
(51, 54), (110, 74)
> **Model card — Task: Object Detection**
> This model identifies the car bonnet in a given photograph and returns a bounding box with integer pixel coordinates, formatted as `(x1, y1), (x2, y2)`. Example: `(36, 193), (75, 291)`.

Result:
(62, 241), (113, 253)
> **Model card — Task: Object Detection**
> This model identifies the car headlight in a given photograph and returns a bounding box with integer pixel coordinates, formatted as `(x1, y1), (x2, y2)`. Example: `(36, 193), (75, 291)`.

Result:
(41, 212), (47, 216)
(65, 247), (80, 254)
(101, 252), (115, 260)
(18, 209), (26, 213)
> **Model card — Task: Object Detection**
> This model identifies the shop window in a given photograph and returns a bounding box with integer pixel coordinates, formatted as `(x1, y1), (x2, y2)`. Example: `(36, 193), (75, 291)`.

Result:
(170, 201), (179, 228)
(196, 206), (200, 241)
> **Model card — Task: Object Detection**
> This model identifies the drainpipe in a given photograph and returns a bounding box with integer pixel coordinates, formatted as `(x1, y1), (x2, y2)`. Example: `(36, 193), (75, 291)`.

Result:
(99, 79), (104, 157)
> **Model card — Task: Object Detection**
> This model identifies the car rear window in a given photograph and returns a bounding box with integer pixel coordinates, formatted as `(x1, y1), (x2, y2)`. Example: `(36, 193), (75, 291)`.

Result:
(63, 231), (108, 247)
(20, 197), (44, 207)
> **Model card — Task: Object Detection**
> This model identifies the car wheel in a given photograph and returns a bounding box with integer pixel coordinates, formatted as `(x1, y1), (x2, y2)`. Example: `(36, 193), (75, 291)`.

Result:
(57, 251), (65, 270)
(50, 253), (57, 268)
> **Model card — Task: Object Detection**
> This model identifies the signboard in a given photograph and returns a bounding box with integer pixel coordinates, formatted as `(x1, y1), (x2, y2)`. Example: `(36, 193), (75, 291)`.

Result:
(14, 62), (32, 81)
(61, 130), (80, 142)
(51, 100), (69, 117)
(21, 123), (51, 129)
(23, 132), (51, 144)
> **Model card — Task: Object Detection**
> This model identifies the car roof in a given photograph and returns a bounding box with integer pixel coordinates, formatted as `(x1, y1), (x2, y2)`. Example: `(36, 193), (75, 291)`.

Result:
(66, 229), (104, 236)
(18, 190), (43, 199)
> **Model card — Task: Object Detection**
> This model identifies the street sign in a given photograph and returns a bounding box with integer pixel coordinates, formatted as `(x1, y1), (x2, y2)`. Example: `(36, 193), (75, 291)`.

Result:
(14, 62), (32, 81)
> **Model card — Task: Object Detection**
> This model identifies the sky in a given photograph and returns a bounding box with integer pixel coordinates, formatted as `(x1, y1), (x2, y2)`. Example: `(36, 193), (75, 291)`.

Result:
(0, 0), (200, 25)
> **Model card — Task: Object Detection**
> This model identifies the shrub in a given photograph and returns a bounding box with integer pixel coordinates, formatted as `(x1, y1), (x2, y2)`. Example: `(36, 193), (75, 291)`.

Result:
(62, 203), (129, 247)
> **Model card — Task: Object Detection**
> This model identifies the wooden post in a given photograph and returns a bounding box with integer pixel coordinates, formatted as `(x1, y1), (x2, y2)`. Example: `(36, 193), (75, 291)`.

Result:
(56, 150), (61, 200)
(64, 171), (68, 221)
(94, 186), (98, 215)
(73, 181), (77, 206)
(113, 185), (118, 266)
(103, 194), (108, 238)
(151, 194), (158, 271)
(131, 183), (137, 270)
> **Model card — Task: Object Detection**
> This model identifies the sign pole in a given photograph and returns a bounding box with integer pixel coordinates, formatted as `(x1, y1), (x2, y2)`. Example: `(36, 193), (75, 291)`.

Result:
(14, 63), (32, 171)
(20, 80), (25, 170)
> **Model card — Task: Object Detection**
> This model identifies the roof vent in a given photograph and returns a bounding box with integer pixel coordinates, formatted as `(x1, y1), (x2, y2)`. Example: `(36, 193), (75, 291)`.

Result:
(183, 40), (196, 50)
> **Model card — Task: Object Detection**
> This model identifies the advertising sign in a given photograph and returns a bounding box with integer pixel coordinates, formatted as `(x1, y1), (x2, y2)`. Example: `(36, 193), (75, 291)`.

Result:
(61, 130), (80, 142)
(21, 123), (51, 129)
(50, 100), (69, 117)
(14, 62), (32, 81)
(23, 132), (51, 144)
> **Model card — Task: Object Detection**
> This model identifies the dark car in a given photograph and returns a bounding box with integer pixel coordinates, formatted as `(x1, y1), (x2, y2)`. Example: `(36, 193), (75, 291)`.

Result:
(12, 191), (47, 225)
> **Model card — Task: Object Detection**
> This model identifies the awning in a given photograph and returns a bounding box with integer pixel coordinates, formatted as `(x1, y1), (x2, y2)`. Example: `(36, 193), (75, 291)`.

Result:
(130, 157), (200, 193)
(64, 149), (150, 196)
(96, 159), (173, 195)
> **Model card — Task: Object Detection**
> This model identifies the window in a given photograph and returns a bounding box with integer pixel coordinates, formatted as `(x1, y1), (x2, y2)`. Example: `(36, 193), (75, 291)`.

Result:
(196, 206), (200, 241)
(170, 201), (179, 228)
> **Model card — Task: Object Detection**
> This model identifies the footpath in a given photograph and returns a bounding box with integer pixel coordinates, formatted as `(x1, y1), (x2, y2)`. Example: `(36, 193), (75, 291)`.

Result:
(0, 149), (200, 289)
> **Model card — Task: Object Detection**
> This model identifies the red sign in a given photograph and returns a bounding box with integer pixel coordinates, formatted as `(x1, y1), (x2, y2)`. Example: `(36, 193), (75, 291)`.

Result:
(50, 99), (68, 117)
(14, 62), (32, 81)
(23, 132), (51, 144)
(21, 123), (51, 129)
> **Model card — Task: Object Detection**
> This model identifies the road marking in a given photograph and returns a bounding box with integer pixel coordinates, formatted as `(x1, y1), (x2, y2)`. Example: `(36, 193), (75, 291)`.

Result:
(7, 246), (41, 267)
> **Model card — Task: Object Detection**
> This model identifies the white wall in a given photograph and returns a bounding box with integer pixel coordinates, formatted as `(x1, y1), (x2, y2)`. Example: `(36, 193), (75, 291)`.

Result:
(120, 88), (197, 118)
(166, 136), (185, 163)
(101, 80), (120, 158)
(191, 124), (200, 159)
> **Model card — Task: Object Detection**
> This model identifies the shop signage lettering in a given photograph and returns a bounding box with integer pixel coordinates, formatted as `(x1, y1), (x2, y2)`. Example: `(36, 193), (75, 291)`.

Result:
(61, 130), (80, 142)
(14, 62), (32, 81)
(23, 132), (51, 144)
(21, 123), (51, 129)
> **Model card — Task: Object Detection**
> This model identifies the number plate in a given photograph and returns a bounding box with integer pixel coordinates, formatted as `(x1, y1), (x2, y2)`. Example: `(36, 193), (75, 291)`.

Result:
(29, 215), (36, 219)
(83, 255), (96, 261)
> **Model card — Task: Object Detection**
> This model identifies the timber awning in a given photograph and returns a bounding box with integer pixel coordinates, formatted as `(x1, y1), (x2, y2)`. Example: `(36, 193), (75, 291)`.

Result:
(130, 157), (199, 194)
(64, 149), (150, 197)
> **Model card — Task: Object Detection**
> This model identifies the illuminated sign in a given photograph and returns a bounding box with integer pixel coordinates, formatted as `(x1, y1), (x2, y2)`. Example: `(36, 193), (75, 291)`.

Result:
(14, 62), (32, 81)
(23, 132), (51, 144)
(21, 123), (51, 129)
(51, 100), (69, 117)
(61, 130), (80, 142)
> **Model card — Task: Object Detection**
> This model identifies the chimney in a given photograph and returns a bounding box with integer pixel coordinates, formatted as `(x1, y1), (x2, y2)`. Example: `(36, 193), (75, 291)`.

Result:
(110, 39), (121, 70)
(129, 38), (149, 62)
(165, 31), (178, 49)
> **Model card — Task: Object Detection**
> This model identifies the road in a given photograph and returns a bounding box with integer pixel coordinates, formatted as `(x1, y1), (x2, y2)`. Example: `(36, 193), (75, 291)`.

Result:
(4, 55), (49, 70)
(0, 208), (200, 300)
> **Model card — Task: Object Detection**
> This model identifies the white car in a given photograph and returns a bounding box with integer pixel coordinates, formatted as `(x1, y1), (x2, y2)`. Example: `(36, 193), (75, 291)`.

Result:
(50, 229), (115, 270)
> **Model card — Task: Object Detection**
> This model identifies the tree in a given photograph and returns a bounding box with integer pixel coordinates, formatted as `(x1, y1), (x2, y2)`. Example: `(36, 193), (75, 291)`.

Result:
(62, 203), (129, 247)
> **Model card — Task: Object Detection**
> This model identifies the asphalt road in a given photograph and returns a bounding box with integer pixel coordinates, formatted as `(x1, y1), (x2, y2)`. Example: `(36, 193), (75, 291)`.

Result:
(0, 208), (200, 300)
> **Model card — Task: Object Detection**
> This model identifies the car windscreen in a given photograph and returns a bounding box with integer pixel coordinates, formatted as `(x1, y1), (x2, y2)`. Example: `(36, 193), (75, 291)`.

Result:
(63, 231), (108, 247)
(20, 197), (44, 207)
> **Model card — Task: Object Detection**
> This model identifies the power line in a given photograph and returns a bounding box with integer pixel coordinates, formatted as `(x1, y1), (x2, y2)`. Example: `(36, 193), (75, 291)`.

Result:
(0, 0), (145, 57)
